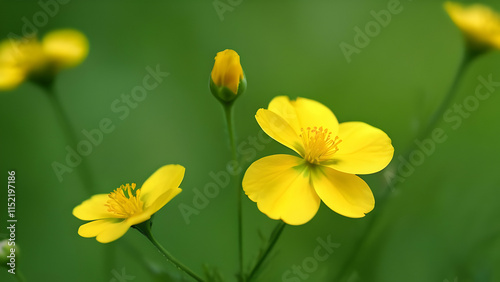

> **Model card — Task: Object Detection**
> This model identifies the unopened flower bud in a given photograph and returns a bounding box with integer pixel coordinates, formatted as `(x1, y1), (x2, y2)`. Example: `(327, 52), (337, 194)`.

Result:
(210, 49), (246, 103)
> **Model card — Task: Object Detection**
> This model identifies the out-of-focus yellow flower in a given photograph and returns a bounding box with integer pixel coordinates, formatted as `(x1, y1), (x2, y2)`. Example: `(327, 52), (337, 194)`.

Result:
(0, 39), (45, 90)
(445, 1), (500, 50)
(242, 96), (394, 225)
(0, 29), (88, 91)
(0, 66), (25, 91)
(42, 29), (89, 69)
(73, 165), (184, 243)
(210, 49), (246, 103)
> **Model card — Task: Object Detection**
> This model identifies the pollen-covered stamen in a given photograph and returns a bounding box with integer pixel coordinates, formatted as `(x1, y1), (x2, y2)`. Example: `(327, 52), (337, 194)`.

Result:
(300, 126), (342, 164)
(105, 183), (144, 218)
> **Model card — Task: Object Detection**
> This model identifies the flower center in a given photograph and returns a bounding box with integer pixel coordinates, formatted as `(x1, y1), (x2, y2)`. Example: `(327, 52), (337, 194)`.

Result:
(105, 183), (144, 218)
(300, 127), (342, 165)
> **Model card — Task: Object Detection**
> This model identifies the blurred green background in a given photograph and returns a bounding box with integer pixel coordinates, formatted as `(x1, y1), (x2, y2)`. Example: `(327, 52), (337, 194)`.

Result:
(1, 0), (500, 281)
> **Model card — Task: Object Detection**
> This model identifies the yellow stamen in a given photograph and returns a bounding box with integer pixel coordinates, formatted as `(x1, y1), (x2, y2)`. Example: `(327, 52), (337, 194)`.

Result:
(105, 183), (144, 218)
(300, 127), (342, 165)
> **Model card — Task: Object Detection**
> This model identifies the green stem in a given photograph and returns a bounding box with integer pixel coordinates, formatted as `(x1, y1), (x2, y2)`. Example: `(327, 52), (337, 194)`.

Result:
(136, 221), (204, 282)
(247, 221), (286, 281)
(397, 48), (476, 170)
(333, 48), (478, 282)
(44, 86), (95, 195)
(44, 85), (112, 280)
(223, 103), (244, 281)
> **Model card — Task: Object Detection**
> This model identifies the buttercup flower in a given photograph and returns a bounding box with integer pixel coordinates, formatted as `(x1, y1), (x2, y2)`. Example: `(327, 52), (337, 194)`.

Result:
(445, 1), (500, 50)
(73, 165), (184, 243)
(243, 96), (394, 225)
(0, 39), (45, 90)
(0, 29), (88, 91)
(210, 49), (246, 103)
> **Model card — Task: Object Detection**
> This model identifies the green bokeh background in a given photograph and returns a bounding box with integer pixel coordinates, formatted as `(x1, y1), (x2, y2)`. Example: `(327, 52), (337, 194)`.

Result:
(1, 0), (500, 281)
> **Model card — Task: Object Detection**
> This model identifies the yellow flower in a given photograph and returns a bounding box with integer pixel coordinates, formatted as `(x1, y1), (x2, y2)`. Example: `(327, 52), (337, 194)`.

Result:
(73, 165), (184, 243)
(0, 39), (45, 90)
(0, 29), (88, 91)
(445, 1), (500, 50)
(210, 49), (246, 102)
(242, 96), (394, 225)
(42, 29), (89, 69)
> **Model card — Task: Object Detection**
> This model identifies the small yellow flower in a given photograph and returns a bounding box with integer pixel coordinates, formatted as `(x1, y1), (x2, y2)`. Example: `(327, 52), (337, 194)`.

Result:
(445, 1), (500, 50)
(243, 96), (394, 225)
(73, 165), (184, 243)
(210, 49), (246, 102)
(0, 29), (88, 91)
(42, 29), (89, 69)
(0, 39), (45, 90)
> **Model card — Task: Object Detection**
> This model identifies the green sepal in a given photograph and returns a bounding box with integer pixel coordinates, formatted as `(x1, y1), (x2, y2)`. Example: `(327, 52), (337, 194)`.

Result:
(209, 73), (246, 105)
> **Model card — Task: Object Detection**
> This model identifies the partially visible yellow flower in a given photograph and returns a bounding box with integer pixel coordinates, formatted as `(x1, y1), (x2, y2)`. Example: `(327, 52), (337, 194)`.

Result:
(210, 49), (246, 103)
(445, 1), (500, 50)
(0, 39), (45, 90)
(243, 96), (394, 225)
(0, 66), (24, 91)
(73, 165), (184, 243)
(42, 29), (89, 69)
(0, 29), (88, 91)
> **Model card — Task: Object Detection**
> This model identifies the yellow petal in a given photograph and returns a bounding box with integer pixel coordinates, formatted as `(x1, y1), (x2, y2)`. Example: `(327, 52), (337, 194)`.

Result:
(42, 29), (89, 69)
(311, 166), (374, 218)
(0, 38), (46, 74)
(268, 96), (302, 134)
(72, 194), (116, 221)
(256, 109), (304, 156)
(78, 219), (131, 243)
(243, 154), (320, 225)
(324, 122), (394, 174)
(0, 66), (24, 91)
(291, 97), (339, 136)
(95, 221), (131, 243)
(144, 187), (182, 216)
(140, 164), (185, 208)
(127, 211), (154, 226)
(78, 218), (121, 238)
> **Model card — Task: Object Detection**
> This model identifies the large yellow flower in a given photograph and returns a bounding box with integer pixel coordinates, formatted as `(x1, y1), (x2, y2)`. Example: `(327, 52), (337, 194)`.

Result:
(73, 165), (184, 243)
(445, 2), (500, 50)
(243, 96), (394, 225)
